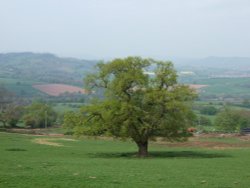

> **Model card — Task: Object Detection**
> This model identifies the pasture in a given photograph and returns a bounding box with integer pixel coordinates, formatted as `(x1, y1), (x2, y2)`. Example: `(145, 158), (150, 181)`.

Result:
(196, 77), (250, 100)
(0, 77), (43, 97)
(1, 132), (250, 187)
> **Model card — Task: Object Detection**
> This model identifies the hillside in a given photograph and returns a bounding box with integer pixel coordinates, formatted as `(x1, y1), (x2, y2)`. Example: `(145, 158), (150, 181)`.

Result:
(0, 52), (97, 86)
(1, 53), (250, 101)
(1, 53), (250, 84)
(175, 57), (250, 78)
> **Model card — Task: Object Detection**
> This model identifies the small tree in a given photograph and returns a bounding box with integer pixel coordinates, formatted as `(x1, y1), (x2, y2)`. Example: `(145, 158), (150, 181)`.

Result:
(194, 115), (212, 127)
(241, 99), (250, 108)
(5, 105), (24, 127)
(64, 57), (196, 157)
(0, 85), (15, 127)
(200, 106), (218, 115)
(215, 108), (250, 132)
(23, 102), (57, 128)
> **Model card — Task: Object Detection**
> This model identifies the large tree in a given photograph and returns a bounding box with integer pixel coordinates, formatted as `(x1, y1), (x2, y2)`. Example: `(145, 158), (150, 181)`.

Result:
(64, 57), (196, 157)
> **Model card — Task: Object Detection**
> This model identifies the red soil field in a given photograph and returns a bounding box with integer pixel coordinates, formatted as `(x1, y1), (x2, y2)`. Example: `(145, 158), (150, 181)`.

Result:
(32, 84), (88, 96)
(188, 84), (208, 89)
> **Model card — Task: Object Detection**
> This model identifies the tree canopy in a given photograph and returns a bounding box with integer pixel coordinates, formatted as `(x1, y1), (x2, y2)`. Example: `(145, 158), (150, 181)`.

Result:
(64, 57), (196, 157)
(0, 85), (16, 127)
(215, 107), (250, 132)
(23, 102), (57, 128)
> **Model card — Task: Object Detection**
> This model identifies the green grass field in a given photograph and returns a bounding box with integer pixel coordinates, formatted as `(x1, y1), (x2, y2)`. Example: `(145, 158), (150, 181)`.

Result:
(196, 77), (250, 100)
(1, 132), (250, 188)
(53, 103), (81, 113)
(0, 77), (44, 97)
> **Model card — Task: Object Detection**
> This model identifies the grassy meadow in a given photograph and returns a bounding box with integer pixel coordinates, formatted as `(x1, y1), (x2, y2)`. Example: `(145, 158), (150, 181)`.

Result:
(196, 77), (250, 100)
(1, 132), (250, 188)
(0, 77), (44, 97)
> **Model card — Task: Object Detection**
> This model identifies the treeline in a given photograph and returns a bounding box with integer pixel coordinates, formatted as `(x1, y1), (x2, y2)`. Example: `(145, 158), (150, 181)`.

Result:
(193, 104), (250, 133)
(0, 85), (59, 128)
(2, 83), (250, 133)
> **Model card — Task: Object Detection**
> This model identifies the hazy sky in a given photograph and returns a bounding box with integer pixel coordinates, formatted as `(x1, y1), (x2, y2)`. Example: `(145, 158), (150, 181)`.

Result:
(0, 0), (250, 59)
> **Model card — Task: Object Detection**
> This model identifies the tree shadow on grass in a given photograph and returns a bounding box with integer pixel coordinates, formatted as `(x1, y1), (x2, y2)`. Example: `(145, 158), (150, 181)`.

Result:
(88, 151), (231, 159)
(5, 148), (27, 151)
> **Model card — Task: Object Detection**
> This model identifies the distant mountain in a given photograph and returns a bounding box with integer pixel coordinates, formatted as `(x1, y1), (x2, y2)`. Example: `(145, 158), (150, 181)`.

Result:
(1, 53), (250, 85)
(0, 52), (98, 85)
(174, 57), (250, 70)
(173, 56), (250, 79)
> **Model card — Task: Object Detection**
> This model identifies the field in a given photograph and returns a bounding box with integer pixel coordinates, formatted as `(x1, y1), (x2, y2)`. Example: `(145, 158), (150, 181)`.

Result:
(194, 77), (250, 100)
(1, 132), (250, 188)
(189, 84), (208, 90)
(0, 77), (44, 97)
(32, 84), (87, 96)
(53, 103), (82, 113)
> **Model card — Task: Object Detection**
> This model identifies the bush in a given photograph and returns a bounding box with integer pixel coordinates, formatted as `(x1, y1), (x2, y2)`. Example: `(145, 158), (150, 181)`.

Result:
(194, 115), (212, 127)
(200, 106), (218, 115)
(215, 108), (250, 132)
(23, 102), (57, 128)
(6, 106), (24, 127)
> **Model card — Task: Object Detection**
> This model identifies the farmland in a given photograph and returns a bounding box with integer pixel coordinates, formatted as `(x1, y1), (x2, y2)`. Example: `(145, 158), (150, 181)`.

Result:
(1, 53), (250, 104)
(195, 77), (250, 101)
(1, 132), (250, 188)
(2, 0), (250, 186)
(32, 84), (88, 96)
(0, 77), (44, 97)
(1, 53), (250, 133)
(1, 53), (250, 187)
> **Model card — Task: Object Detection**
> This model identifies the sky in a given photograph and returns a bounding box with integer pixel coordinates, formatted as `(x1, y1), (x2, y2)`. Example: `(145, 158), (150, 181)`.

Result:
(0, 0), (250, 59)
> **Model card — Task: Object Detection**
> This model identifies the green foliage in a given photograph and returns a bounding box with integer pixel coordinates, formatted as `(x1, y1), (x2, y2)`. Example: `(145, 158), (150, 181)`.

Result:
(63, 111), (84, 134)
(241, 99), (250, 108)
(0, 85), (21, 127)
(215, 107), (250, 132)
(200, 106), (218, 115)
(5, 105), (24, 127)
(64, 57), (196, 156)
(193, 77), (250, 101)
(194, 115), (212, 127)
(23, 102), (57, 128)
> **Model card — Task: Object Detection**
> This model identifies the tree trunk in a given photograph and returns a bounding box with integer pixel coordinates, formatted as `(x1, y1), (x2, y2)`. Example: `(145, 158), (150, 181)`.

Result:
(136, 141), (148, 157)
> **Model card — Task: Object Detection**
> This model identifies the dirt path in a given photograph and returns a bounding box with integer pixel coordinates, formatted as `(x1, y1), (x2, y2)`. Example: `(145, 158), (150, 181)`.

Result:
(156, 141), (243, 150)
(32, 138), (76, 147)
(154, 134), (250, 149)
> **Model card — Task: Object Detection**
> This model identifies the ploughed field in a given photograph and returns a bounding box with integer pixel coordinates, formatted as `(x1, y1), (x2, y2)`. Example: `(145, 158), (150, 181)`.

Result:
(1, 132), (250, 188)
(189, 84), (208, 90)
(32, 84), (87, 96)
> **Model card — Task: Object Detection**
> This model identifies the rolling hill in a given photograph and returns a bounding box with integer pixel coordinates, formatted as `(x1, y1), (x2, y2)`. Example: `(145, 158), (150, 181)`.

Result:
(0, 52), (97, 86)
(1, 53), (250, 101)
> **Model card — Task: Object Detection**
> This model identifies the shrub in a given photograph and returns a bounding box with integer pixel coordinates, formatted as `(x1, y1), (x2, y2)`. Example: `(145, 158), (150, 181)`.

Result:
(200, 106), (218, 115)
(23, 102), (57, 128)
(194, 115), (212, 127)
(215, 108), (250, 132)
